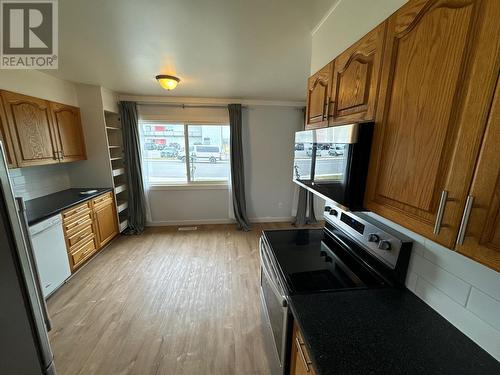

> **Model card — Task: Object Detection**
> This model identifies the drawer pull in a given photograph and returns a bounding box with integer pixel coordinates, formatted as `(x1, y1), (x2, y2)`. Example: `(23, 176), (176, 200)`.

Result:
(295, 337), (312, 372)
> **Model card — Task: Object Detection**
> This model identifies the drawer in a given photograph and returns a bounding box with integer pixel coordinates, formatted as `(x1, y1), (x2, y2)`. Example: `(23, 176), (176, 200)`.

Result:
(92, 192), (113, 206)
(67, 224), (94, 248)
(63, 213), (93, 235)
(70, 238), (96, 268)
(63, 202), (91, 222)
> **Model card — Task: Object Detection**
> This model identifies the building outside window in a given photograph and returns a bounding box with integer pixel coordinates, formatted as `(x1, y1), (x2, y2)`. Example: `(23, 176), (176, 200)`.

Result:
(140, 122), (230, 185)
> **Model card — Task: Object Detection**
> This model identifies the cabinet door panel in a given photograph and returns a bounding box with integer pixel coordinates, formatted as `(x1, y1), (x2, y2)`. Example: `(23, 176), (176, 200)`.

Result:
(1, 91), (58, 167)
(0, 97), (17, 167)
(94, 200), (118, 249)
(305, 62), (332, 129)
(330, 23), (386, 123)
(456, 77), (500, 271)
(50, 102), (86, 162)
(365, 0), (499, 248)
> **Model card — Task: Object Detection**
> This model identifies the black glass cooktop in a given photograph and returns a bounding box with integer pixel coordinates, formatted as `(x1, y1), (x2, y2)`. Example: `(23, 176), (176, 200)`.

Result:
(263, 228), (386, 294)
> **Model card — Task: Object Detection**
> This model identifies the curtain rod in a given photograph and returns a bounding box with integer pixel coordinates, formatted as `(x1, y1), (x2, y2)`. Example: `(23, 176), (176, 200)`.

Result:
(136, 102), (247, 109)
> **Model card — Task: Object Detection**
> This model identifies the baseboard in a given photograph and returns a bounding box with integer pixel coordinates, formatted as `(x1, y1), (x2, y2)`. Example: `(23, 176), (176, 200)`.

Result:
(248, 216), (294, 223)
(146, 218), (234, 226)
(146, 216), (295, 227)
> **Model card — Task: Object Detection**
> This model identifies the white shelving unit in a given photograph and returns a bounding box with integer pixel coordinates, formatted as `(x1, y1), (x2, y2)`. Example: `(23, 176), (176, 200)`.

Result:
(104, 110), (129, 232)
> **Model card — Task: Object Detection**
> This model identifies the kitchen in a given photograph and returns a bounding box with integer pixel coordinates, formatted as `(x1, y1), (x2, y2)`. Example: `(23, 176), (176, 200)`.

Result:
(0, 0), (499, 374)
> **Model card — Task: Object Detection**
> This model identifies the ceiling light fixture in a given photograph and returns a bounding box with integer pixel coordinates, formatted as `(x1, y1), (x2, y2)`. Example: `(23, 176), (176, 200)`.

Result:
(156, 74), (180, 91)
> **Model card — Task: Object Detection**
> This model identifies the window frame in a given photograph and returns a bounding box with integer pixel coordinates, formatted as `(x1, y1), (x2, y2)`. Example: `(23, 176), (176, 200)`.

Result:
(140, 121), (231, 188)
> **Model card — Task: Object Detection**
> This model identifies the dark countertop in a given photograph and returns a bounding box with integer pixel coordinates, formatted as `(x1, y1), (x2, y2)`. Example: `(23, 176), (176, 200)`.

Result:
(290, 288), (500, 375)
(25, 188), (113, 226)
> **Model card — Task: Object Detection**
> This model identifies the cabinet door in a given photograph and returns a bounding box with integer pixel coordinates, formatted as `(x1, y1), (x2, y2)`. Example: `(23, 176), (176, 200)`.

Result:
(1, 91), (58, 167)
(365, 0), (500, 248)
(455, 78), (500, 272)
(290, 322), (316, 375)
(330, 23), (386, 124)
(94, 199), (118, 249)
(305, 62), (333, 129)
(50, 102), (86, 162)
(0, 97), (17, 168)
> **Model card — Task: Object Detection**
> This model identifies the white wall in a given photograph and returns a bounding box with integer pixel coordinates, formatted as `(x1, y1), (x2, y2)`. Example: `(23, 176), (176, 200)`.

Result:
(144, 105), (304, 225)
(67, 84), (114, 188)
(310, 0), (407, 73)
(243, 106), (304, 222)
(313, 1), (500, 361)
(0, 70), (78, 106)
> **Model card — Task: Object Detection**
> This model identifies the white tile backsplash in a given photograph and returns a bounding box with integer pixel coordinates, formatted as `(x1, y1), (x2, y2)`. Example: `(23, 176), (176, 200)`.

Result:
(10, 164), (71, 200)
(414, 277), (500, 360)
(411, 253), (471, 306)
(467, 288), (500, 331)
(367, 212), (500, 361)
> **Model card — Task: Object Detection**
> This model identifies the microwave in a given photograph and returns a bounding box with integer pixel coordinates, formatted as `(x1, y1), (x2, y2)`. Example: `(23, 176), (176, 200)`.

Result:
(293, 122), (374, 210)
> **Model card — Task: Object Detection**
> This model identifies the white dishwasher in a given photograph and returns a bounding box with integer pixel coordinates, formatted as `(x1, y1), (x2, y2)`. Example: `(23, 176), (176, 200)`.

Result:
(29, 214), (71, 298)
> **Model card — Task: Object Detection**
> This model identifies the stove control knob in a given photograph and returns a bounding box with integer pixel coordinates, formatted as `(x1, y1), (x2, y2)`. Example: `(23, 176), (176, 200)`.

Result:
(329, 209), (338, 216)
(368, 233), (380, 243)
(324, 206), (332, 212)
(378, 240), (391, 251)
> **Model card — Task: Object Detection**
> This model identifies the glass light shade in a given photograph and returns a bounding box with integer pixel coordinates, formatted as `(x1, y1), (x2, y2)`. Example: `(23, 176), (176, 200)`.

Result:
(156, 75), (180, 91)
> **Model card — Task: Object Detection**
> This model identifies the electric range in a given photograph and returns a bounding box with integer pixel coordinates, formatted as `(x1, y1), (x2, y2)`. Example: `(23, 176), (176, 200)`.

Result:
(259, 204), (413, 375)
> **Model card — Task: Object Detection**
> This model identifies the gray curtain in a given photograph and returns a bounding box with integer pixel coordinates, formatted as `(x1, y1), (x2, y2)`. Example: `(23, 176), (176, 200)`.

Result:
(293, 188), (317, 226)
(119, 101), (146, 234)
(228, 104), (251, 231)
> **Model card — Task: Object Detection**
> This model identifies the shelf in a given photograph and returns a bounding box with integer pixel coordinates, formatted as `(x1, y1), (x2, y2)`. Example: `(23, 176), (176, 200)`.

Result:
(108, 145), (121, 149)
(119, 220), (128, 232)
(112, 167), (125, 177)
(117, 201), (128, 213)
(106, 126), (122, 131)
(110, 156), (123, 161)
(115, 184), (127, 194)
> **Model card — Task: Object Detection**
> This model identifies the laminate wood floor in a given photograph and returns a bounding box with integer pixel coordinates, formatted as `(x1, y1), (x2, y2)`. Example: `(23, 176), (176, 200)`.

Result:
(47, 223), (305, 375)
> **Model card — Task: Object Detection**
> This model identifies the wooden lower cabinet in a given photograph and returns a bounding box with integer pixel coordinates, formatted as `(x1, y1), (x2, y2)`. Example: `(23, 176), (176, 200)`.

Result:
(62, 192), (118, 272)
(93, 193), (119, 248)
(290, 321), (317, 375)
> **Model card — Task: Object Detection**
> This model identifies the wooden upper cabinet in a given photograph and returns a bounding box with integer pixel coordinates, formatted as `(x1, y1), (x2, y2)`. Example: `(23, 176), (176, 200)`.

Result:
(0, 98), (17, 168)
(50, 102), (86, 162)
(455, 77), (500, 272)
(1, 91), (58, 167)
(330, 23), (386, 124)
(365, 0), (500, 248)
(305, 62), (333, 129)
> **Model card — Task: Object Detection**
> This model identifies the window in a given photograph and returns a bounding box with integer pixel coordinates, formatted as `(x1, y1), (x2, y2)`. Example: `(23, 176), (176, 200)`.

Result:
(140, 122), (230, 185)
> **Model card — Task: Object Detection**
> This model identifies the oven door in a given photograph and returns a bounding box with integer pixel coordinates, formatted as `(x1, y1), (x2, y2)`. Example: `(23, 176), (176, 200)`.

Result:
(259, 237), (289, 375)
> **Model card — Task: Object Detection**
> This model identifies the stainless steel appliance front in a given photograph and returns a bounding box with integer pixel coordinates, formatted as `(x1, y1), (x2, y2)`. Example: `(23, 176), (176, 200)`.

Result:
(259, 237), (289, 375)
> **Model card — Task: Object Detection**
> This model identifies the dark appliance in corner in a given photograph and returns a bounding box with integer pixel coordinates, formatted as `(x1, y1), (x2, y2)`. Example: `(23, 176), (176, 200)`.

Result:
(293, 122), (374, 210)
(259, 204), (412, 375)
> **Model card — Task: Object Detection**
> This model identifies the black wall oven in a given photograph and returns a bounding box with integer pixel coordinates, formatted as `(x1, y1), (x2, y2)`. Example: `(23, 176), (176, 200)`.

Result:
(293, 122), (374, 210)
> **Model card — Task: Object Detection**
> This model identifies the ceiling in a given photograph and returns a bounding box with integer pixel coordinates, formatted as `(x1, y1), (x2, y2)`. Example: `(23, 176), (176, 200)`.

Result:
(44, 0), (336, 101)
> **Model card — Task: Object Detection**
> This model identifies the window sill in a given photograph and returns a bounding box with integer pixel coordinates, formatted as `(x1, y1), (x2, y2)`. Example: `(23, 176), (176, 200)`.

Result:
(149, 183), (229, 191)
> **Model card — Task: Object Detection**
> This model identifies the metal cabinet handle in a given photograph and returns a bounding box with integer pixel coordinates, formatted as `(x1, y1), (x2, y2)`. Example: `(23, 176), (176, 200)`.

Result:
(324, 97), (330, 120)
(433, 190), (449, 235)
(295, 337), (312, 372)
(457, 195), (474, 245)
